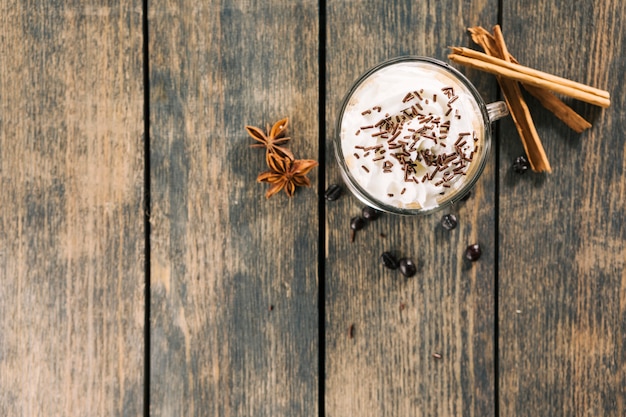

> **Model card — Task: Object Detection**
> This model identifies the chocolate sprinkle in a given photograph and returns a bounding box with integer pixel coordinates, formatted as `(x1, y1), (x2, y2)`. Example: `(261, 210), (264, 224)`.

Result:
(349, 83), (478, 193)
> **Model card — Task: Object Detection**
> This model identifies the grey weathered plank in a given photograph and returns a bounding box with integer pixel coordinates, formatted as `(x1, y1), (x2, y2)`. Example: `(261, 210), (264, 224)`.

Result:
(148, 1), (319, 416)
(325, 2), (499, 416)
(498, 2), (626, 416)
(0, 2), (145, 416)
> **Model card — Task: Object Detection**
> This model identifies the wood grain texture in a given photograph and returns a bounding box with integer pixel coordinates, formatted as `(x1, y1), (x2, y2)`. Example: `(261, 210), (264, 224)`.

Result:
(148, 1), (319, 416)
(0, 1), (145, 416)
(325, 1), (499, 416)
(498, 2), (626, 416)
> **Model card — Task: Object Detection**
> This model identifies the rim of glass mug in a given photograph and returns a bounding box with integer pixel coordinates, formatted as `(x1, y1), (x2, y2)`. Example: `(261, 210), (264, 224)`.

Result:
(334, 56), (508, 215)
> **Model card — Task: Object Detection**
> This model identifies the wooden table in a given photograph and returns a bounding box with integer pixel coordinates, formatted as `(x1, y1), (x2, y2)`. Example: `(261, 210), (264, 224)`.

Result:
(1, 1), (624, 416)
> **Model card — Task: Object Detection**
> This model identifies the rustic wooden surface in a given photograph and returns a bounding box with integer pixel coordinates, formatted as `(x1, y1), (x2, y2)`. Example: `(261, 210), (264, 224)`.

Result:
(1, 1), (625, 417)
(324, 1), (499, 417)
(148, 1), (320, 416)
(0, 1), (145, 416)
(498, 2), (626, 416)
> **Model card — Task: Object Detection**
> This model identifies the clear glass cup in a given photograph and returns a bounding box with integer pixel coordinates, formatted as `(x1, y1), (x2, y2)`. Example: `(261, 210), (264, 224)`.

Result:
(334, 56), (508, 215)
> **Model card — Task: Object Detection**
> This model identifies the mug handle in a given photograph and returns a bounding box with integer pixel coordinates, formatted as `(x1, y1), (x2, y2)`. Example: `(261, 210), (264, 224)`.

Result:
(486, 101), (509, 122)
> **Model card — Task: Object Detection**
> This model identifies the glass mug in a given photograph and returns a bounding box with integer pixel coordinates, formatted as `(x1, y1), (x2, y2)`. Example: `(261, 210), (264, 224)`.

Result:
(334, 56), (508, 215)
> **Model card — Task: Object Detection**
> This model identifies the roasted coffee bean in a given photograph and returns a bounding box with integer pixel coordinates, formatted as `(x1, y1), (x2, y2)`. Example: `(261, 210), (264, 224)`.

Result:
(398, 258), (417, 278)
(324, 184), (343, 201)
(362, 206), (381, 221)
(465, 244), (482, 262)
(441, 213), (458, 230)
(512, 155), (530, 174)
(380, 251), (399, 270)
(349, 216), (365, 242)
(350, 216), (365, 231)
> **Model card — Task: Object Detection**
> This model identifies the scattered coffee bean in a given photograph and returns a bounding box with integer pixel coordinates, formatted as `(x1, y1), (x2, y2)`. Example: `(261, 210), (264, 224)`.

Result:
(441, 213), (458, 230)
(512, 155), (530, 174)
(324, 183), (343, 201)
(398, 258), (417, 277)
(350, 216), (365, 231)
(381, 251), (399, 270)
(465, 244), (482, 262)
(362, 206), (381, 221)
(350, 216), (365, 242)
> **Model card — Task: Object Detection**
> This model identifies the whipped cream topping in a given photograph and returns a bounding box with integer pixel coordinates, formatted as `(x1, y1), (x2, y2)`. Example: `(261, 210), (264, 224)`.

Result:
(339, 60), (485, 210)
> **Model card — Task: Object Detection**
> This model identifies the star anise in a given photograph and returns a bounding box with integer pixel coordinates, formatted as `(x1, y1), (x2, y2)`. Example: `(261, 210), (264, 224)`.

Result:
(245, 117), (294, 161)
(257, 156), (318, 198)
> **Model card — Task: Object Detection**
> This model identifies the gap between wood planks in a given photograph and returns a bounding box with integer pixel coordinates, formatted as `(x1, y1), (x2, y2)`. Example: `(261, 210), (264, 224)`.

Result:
(142, 0), (151, 416)
(317, 1), (328, 416)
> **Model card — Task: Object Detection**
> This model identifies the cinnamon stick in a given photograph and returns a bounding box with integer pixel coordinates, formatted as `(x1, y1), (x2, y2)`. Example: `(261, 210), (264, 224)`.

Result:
(464, 26), (551, 171)
(491, 25), (551, 172)
(450, 47), (610, 101)
(523, 85), (592, 133)
(468, 26), (591, 133)
(448, 53), (611, 108)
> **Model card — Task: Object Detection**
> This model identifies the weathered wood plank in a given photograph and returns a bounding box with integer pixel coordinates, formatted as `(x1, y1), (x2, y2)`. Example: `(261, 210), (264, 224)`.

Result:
(0, 1), (145, 416)
(498, 2), (626, 416)
(325, 2), (499, 416)
(148, 1), (319, 416)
